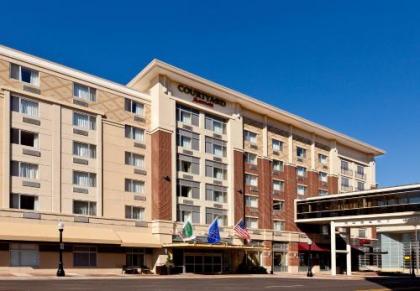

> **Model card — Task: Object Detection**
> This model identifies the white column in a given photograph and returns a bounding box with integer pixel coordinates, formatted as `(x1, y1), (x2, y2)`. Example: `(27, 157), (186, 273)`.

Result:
(330, 221), (336, 276)
(346, 228), (352, 276)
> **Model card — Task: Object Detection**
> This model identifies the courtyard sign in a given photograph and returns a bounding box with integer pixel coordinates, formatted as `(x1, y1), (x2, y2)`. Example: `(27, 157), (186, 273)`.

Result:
(177, 84), (226, 107)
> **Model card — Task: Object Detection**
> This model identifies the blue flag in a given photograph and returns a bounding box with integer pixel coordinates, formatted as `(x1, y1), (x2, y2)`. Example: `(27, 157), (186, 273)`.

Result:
(207, 218), (221, 244)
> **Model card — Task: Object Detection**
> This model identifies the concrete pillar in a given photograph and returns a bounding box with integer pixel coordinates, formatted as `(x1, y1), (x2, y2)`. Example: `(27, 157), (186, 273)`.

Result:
(346, 228), (352, 276)
(330, 221), (336, 276)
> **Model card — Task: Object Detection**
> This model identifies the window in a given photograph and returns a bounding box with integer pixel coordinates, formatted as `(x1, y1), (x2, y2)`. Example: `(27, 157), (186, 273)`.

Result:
(245, 196), (258, 208)
(319, 190), (328, 196)
(10, 193), (38, 210)
(11, 128), (39, 148)
(341, 160), (349, 171)
(10, 63), (39, 86)
(273, 180), (284, 192)
(319, 154), (328, 165)
(244, 152), (257, 165)
(73, 112), (96, 130)
(358, 228), (367, 238)
(177, 105), (199, 126)
(73, 171), (96, 187)
(125, 179), (145, 193)
(125, 206), (145, 220)
(205, 208), (227, 226)
(245, 174), (258, 187)
(11, 96), (39, 117)
(296, 166), (307, 177)
(272, 160), (284, 172)
(205, 160), (227, 180)
(177, 180), (200, 199)
(178, 129), (199, 151)
(297, 185), (306, 196)
(272, 139), (283, 152)
(178, 154), (200, 175)
(125, 152), (144, 169)
(125, 125), (145, 143)
(245, 217), (258, 229)
(73, 142), (96, 159)
(73, 83), (96, 102)
(273, 221), (285, 232)
(357, 181), (365, 191)
(205, 137), (227, 157)
(177, 205), (200, 224)
(11, 161), (38, 179)
(296, 147), (306, 159)
(205, 115), (227, 134)
(10, 243), (39, 267)
(244, 130), (257, 144)
(126, 248), (145, 268)
(73, 200), (96, 216)
(205, 184), (227, 203)
(73, 246), (97, 267)
(356, 165), (365, 179)
(341, 176), (350, 187)
(319, 172), (328, 183)
(273, 200), (284, 211)
(125, 98), (144, 117)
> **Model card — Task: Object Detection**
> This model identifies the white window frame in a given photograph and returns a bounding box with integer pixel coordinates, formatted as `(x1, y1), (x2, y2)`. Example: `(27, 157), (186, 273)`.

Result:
(73, 83), (96, 102)
(73, 141), (96, 159)
(244, 130), (257, 144)
(73, 171), (96, 187)
(319, 172), (328, 183)
(245, 195), (258, 208)
(272, 139), (283, 152)
(296, 147), (307, 159)
(125, 125), (145, 143)
(11, 161), (39, 180)
(245, 217), (258, 229)
(11, 128), (39, 149)
(296, 166), (307, 177)
(319, 154), (328, 165)
(297, 185), (306, 196)
(245, 152), (257, 165)
(11, 96), (39, 117)
(273, 180), (284, 192)
(125, 179), (145, 194)
(10, 63), (39, 86)
(272, 160), (284, 172)
(125, 152), (145, 169)
(125, 98), (144, 117)
(73, 112), (96, 130)
(125, 205), (145, 221)
(10, 193), (39, 211)
(245, 174), (258, 187)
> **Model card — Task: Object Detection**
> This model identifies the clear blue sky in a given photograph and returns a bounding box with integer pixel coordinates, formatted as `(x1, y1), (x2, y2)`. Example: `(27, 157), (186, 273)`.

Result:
(1, 1), (419, 187)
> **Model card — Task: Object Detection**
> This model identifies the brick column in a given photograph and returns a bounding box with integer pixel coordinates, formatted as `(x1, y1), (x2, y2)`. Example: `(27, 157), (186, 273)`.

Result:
(308, 171), (319, 198)
(288, 242), (299, 272)
(285, 165), (299, 232)
(328, 176), (338, 194)
(262, 240), (273, 270)
(258, 158), (272, 230)
(233, 150), (245, 223)
(151, 130), (172, 220)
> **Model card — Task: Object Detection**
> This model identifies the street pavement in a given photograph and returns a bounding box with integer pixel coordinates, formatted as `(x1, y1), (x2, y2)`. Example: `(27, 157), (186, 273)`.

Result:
(0, 276), (419, 291)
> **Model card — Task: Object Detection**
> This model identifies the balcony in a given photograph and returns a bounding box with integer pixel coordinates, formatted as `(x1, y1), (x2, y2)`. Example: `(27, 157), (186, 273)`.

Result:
(341, 168), (353, 176)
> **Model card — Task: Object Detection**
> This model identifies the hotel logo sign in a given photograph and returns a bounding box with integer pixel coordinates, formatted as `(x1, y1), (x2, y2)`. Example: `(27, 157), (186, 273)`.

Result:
(177, 84), (226, 107)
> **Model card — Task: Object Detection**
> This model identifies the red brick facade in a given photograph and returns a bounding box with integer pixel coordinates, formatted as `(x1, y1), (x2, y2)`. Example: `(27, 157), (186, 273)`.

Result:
(258, 158), (273, 229)
(284, 165), (299, 232)
(233, 150), (245, 222)
(151, 130), (172, 220)
(328, 175), (339, 194)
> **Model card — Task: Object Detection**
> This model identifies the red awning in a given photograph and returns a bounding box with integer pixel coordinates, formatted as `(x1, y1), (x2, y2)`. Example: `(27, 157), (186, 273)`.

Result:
(298, 242), (329, 252)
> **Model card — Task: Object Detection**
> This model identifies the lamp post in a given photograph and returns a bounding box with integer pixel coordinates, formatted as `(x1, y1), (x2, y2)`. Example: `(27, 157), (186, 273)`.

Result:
(56, 221), (65, 277)
(307, 240), (313, 277)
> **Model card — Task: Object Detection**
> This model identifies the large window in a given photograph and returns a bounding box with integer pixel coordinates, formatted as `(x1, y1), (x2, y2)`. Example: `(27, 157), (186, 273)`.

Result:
(245, 174), (258, 187)
(73, 200), (96, 216)
(73, 83), (96, 102)
(205, 115), (226, 134)
(176, 105), (199, 126)
(177, 180), (200, 199)
(177, 129), (199, 151)
(125, 152), (144, 169)
(205, 160), (227, 180)
(10, 243), (39, 267)
(272, 160), (284, 172)
(73, 246), (97, 267)
(273, 180), (284, 192)
(73, 112), (96, 130)
(73, 171), (96, 187)
(10, 63), (39, 86)
(244, 152), (257, 165)
(205, 208), (227, 226)
(125, 125), (145, 143)
(296, 166), (307, 177)
(297, 185), (307, 196)
(205, 137), (227, 157)
(273, 221), (285, 232)
(178, 154), (200, 175)
(319, 172), (328, 183)
(10, 193), (38, 210)
(73, 142), (96, 159)
(11, 128), (39, 148)
(125, 179), (145, 193)
(205, 184), (227, 203)
(177, 204), (200, 223)
(125, 206), (145, 220)
(125, 98), (144, 117)
(296, 147), (307, 159)
(11, 96), (39, 117)
(245, 217), (258, 229)
(126, 248), (145, 268)
(245, 195), (258, 208)
(244, 130), (257, 144)
(272, 139), (283, 152)
(11, 161), (38, 179)
(319, 154), (328, 165)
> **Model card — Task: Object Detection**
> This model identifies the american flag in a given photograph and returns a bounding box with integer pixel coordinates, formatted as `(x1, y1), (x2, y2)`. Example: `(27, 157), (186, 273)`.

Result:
(234, 219), (251, 242)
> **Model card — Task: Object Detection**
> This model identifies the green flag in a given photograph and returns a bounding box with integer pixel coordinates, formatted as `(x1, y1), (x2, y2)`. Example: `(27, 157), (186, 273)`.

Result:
(181, 220), (195, 241)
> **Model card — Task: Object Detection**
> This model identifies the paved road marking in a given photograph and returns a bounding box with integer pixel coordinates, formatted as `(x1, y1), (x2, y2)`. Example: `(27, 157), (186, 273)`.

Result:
(265, 285), (304, 288)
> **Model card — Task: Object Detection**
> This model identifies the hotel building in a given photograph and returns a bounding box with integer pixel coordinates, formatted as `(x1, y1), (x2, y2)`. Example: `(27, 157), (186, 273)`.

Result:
(0, 45), (384, 273)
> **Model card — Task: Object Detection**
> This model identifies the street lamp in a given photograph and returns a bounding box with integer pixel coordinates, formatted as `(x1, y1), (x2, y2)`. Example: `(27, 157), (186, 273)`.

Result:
(307, 240), (313, 277)
(56, 221), (65, 277)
